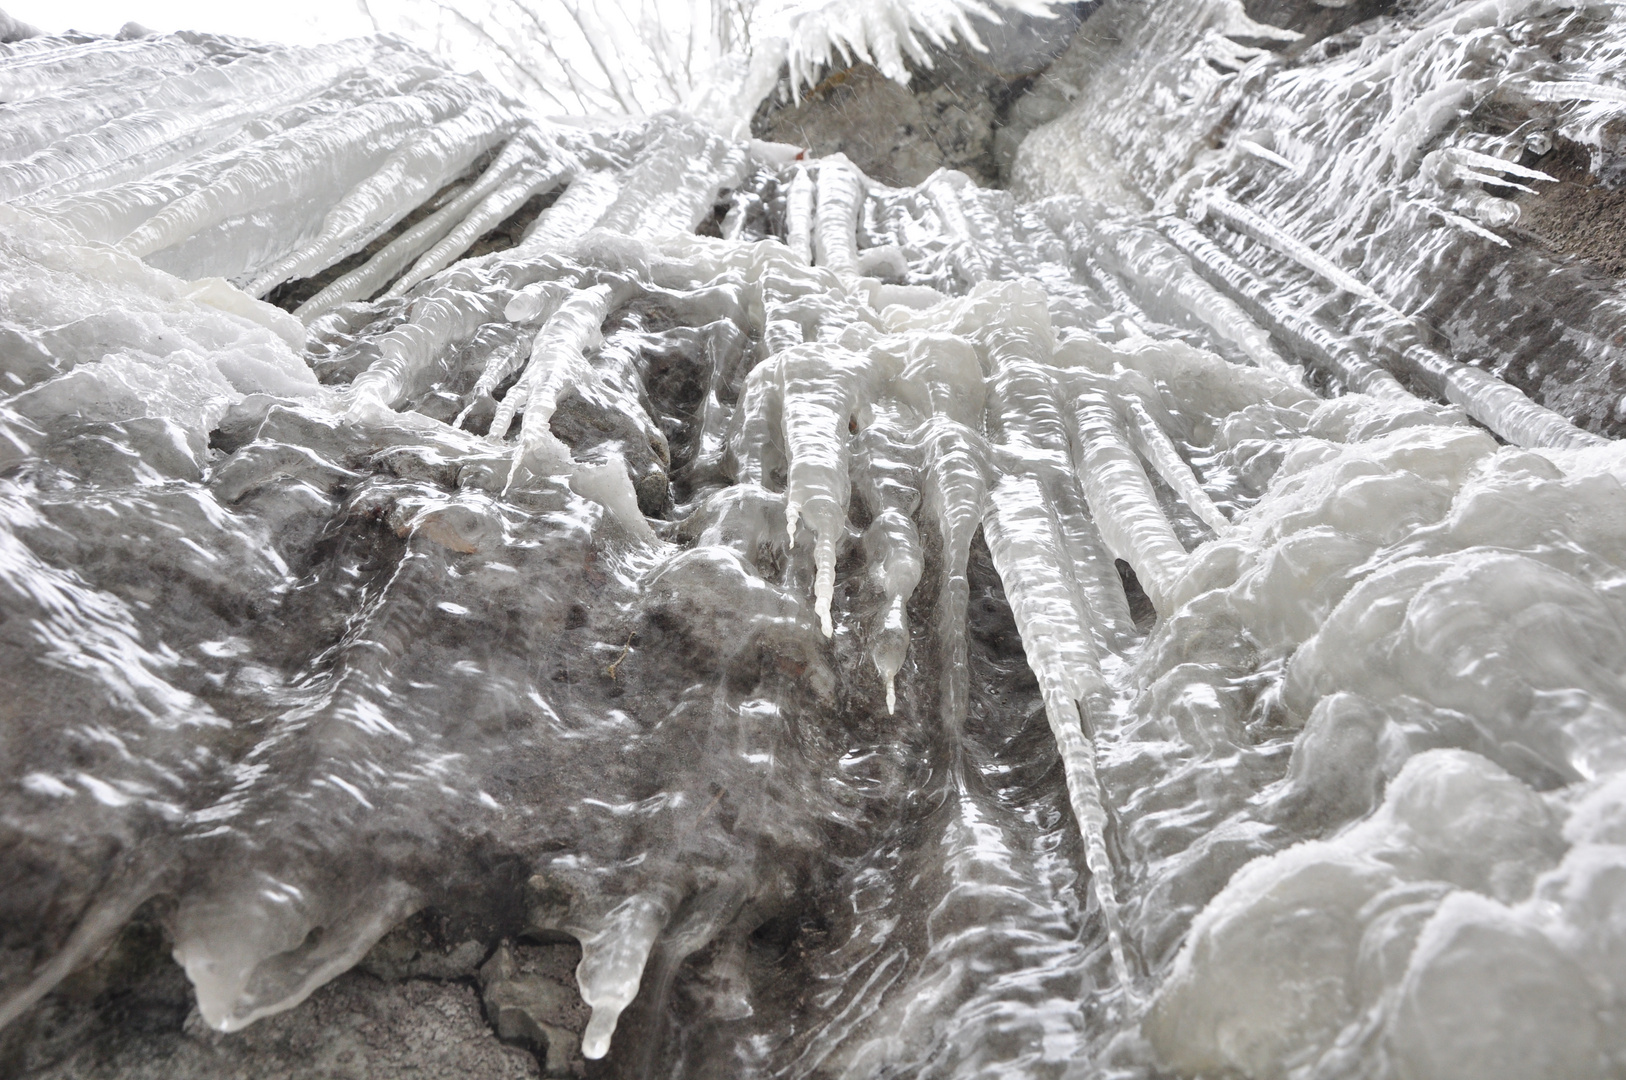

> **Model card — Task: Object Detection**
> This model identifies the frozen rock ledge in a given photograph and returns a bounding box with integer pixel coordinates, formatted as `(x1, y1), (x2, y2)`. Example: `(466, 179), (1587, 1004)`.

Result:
(4, 1), (1626, 1078)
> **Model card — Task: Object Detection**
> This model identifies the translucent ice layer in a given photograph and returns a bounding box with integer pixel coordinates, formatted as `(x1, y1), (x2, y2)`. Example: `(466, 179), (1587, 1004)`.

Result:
(5, 8), (1626, 1080)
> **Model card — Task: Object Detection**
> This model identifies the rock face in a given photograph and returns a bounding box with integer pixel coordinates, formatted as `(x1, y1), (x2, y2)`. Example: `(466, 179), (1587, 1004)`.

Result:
(2, 913), (541, 1080)
(753, 6), (1086, 187)
(4, 3), (1626, 1080)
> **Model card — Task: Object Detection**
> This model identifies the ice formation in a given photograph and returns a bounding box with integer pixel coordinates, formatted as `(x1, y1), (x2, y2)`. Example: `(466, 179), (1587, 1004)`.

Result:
(5, 1), (1626, 1077)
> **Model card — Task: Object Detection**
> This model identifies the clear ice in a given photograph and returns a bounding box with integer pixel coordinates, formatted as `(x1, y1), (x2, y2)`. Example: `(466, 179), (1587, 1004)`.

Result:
(5, 2), (1626, 1078)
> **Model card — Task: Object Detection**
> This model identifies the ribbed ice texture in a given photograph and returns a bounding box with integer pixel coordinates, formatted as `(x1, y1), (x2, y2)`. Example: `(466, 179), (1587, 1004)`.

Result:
(6, 13), (1626, 1080)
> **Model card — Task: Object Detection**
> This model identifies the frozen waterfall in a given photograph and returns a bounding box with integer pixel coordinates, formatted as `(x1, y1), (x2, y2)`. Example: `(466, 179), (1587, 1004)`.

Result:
(5, 2), (1626, 1078)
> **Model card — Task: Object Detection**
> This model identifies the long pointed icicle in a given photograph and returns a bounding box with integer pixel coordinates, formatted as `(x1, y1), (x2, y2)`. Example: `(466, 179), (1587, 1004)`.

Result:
(1159, 215), (1413, 399)
(982, 476), (1132, 994)
(1069, 376), (1190, 617)
(348, 268), (536, 412)
(1093, 219), (1302, 383)
(1192, 191), (1391, 310)
(777, 342), (874, 637)
(492, 284), (613, 448)
(1122, 398), (1230, 532)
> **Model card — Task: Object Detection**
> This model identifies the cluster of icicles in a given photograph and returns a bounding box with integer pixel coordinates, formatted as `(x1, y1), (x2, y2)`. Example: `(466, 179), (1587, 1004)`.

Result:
(5, 8), (1626, 1079)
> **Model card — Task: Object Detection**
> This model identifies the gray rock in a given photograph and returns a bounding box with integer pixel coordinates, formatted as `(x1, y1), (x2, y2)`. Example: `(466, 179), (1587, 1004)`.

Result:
(478, 941), (589, 1078)
(6, 918), (540, 1080)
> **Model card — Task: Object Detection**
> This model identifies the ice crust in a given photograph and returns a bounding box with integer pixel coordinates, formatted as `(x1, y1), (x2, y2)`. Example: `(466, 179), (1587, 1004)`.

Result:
(3, 8), (1626, 1080)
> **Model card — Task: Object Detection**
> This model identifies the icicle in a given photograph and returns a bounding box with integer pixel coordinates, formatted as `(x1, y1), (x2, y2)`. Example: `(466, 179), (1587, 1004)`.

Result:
(1441, 363), (1607, 449)
(1122, 398), (1230, 532)
(776, 342), (878, 636)
(574, 892), (670, 1060)
(593, 119), (747, 241)
(387, 161), (568, 298)
(1159, 216), (1414, 400)
(917, 418), (989, 736)
(786, 164), (815, 264)
(1092, 218), (1302, 383)
(448, 284), (573, 430)
(1070, 377), (1191, 616)
(1236, 138), (1295, 172)
(0, 49), (201, 159)
(515, 170), (619, 252)
(1371, 329), (1606, 450)
(925, 171), (994, 284)
(0, 33), (203, 102)
(1192, 191), (1394, 311)
(1521, 79), (1626, 105)
(813, 155), (863, 275)
(982, 476), (1132, 993)
(295, 136), (549, 320)
(245, 99), (516, 296)
(492, 284), (613, 446)
(348, 274), (522, 412)
(854, 424), (923, 714)
(116, 76), (486, 260)
(504, 279), (573, 325)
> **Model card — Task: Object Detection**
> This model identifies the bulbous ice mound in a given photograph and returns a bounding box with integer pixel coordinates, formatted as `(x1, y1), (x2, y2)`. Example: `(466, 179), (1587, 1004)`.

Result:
(4, 3), (1626, 1078)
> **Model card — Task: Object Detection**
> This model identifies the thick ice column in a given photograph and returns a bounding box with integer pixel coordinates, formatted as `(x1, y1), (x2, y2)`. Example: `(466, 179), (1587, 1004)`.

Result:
(593, 120), (747, 241)
(515, 170), (619, 253)
(0, 49), (202, 159)
(18, 53), (436, 244)
(246, 99), (516, 296)
(116, 76), (484, 260)
(982, 475), (1131, 992)
(0, 40), (384, 201)
(1070, 377), (1190, 617)
(925, 171), (993, 283)
(296, 137), (556, 320)
(895, 331), (986, 428)
(785, 164), (815, 264)
(813, 156), (862, 275)
(1440, 362), (1605, 450)
(0, 34), (202, 102)
(1363, 320), (1605, 450)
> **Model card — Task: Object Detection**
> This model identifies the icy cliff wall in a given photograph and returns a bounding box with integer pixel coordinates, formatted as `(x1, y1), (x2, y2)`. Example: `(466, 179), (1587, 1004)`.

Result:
(4, 4), (1626, 1080)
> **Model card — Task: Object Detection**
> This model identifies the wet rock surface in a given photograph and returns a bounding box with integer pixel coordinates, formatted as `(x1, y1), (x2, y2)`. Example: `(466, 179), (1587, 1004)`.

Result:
(753, 7), (1087, 187)
(3, 914), (543, 1080)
